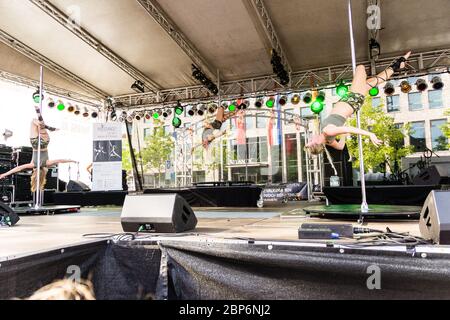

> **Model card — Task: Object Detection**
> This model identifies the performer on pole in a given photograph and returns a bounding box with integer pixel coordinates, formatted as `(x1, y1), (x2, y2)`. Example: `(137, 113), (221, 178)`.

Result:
(0, 114), (77, 192)
(306, 51), (411, 155)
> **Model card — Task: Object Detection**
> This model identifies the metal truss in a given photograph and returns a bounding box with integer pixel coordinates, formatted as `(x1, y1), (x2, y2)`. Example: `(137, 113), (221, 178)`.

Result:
(136, 0), (217, 81)
(0, 69), (101, 107)
(248, 0), (292, 74)
(0, 29), (108, 99)
(113, 48), (450, 110)
(29, 0), (161, 93)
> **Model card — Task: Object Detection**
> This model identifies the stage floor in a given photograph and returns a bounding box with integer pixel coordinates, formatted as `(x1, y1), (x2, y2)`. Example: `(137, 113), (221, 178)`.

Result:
(0, 202), (421, 260)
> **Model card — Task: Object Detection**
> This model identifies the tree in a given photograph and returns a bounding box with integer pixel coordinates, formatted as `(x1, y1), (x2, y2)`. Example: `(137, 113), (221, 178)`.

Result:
(440, 109), (450, 150)
(122, 140), (134, 173)
(346, 97), (413, 173)
(140, 125), (174, 187)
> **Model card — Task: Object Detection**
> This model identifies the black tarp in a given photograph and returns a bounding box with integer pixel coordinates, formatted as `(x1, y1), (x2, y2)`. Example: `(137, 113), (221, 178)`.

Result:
(2, 240), (450, 300)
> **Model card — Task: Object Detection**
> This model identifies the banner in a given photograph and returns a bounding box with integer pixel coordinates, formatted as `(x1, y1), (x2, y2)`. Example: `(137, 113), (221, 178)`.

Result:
(92, 123), (123, 191)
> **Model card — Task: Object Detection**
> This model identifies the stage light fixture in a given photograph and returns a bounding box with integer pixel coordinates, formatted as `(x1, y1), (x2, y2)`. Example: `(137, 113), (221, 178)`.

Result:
(67, 104), (76, 113)
(238, 100), (249, 110)
(197, 104), (207, 116)
(416, 79), (428, 92)
(144, 112), (152, 120)
(278, 96), (288, 106)
(74, 106), (81, 116)
(229, 102), (237, 112)
(131, 80), (145, 93)
(310, 100), (324, 114)
(336, 81), (349, 98)
(303, 93), (313, 104)
(221, 102), (229, 110)
(254, 98), (264, 108)
(369, 87), (379, 97)
(91, 110), (99, 119)
(152, 109), (162, 119)
(110, 109), (117, 121)
(47, 98), (55, 108)
(291, 94), (301, 105)
(172, 116), (182, 128)
(175, 102), (184, 116)
(126, 112), (134, 123)
(431, 76), (444, 90)
(266, 97), (275, 108)
(163, 109), (173, 118)
(56, 100), (66, 111)
(118, 113), (126, 122)
(208, 103), (218, 114)
(384, 82), (395, 96)
(32, 89), (44, 104)
(316, 91), (326, 103)
(400, 81), (412, 93)
(135, 111), (144, 121)
(82, 108), (90, 118)
(188, 106), (198, 116)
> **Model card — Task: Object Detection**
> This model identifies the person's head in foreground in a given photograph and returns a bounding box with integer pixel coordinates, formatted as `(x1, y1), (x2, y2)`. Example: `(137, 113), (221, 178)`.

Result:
(27, 279), (95, 300)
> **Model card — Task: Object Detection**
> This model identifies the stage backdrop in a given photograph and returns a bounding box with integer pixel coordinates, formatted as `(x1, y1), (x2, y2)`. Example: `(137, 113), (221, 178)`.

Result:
(92, 123), (123, 191)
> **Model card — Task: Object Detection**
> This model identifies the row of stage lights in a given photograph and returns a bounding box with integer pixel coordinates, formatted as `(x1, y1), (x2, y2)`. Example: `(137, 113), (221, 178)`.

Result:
(33, 90), (100, 118)
(381, 76), (444, 96)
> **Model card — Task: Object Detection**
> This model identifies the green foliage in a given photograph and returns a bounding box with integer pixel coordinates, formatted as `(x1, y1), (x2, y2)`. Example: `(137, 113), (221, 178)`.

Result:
(440, 109), (450, 149)
(140, 125), (174, 175)
(346, 97), (413, 172)
(122, 140), (134, 172)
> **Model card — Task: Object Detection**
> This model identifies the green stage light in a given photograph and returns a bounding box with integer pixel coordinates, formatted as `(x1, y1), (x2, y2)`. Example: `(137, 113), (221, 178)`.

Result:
(172, 117), (182, 128)
(32, 90), (43, 104)
(175, 102), (184, 115)
(56, 100), (65, 111)
(310, 101), (324, 114)
(316, 91), (326, 103)
(369, 86), (379, 97)
(336, 81), (349, 98)
(229, 102), (237, 112)
(266, 97), (275, 108)
(153, 112), (160, 119)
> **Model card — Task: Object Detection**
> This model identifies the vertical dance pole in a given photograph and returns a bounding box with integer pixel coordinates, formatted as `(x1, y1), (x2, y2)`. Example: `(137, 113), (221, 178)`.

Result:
(35, 66), (44, 209)
(347, 0), (368, 214)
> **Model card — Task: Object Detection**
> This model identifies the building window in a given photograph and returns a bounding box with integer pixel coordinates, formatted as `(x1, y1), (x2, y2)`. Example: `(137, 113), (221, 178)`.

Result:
(245, 114), (253, 130)
(372, 97), (381, 107)
(285, 133), (298, 182)
(256, 112), (266, 129)
(431, 119), (448, 151)
(300, 107), (313, 118)
(410, 121), (426, 152)
(386, 95), (400, 112)
(144, 128), (152, 138)
(408, 92), (423, 111)
(394, 123), (405, 148)
(428, 90), (443, 109)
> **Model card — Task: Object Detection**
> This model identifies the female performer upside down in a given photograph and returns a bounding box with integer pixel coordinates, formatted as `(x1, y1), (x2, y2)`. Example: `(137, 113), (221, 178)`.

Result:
(200, 105), (238, 149)
(307, 51), (411, 154)
(0, 106), (77, 192)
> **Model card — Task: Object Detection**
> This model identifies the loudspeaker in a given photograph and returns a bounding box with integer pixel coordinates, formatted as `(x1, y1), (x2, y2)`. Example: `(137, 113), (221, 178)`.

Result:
(0, 202), (19, 227)
(413, 166), (443, 185)
(67, 180), (91, 192)
(121, 194), (197, 233)
(419, 190), (450, 244)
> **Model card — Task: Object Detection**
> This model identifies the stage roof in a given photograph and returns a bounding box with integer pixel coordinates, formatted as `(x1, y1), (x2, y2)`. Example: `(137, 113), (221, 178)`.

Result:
(0, 0), (449, 102)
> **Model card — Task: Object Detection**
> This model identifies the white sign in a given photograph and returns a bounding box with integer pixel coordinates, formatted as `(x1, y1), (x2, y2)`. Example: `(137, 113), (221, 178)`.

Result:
(92, 123), (123, 191)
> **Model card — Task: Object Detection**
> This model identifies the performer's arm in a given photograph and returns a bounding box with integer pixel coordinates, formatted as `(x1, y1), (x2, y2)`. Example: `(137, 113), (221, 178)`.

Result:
(46, 159), (78, 167)
(324, 126), (382, 146)
(0, 163), (35, 180)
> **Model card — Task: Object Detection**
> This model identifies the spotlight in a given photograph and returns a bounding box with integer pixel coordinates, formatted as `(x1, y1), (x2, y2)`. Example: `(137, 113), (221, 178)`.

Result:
(145, 112), (152, 120)
(152, 109), (162, 119)
(303, 93), (313, 104)
(416, 79), (428, 92)
(208, 103), (218, 114)
(238, 100), (249, 110)
(400, 80), (412, 93)
(266, 97), (275, 108)
(431, 76), (444, 90)
(221, 102), (229, 110)
(384, 82), (395, 96)
(163, 109), (172, 118)
(126, 112), (134, 123)
(336, 81), (349, 98)
(315, 91), (326, 103)
(229, 102), (237, 112)
(192, 65), (218, 95)
(278, 96), (288, 106)
(32, 89), (44, 104)
(271, 50), (290, 85)
(310, 100), (324, 114)
(135, 112), (144, 121)
(255, 98), (264, 108)
(291, 94), (301, 105)
(56, 100), (66, 111)
(83, 108), (90, 118)
(172, 117), (182, 128)
(197, 104), (206, 116)
(369, 87), (380, 97)
(188, 106), (198, 116)
(119, 112), (126, 123)
(74, 106), (81, 116)
(131, 80), (145, 93)
(110, 109), (117, 121)
(47, 98), (55, 108)
(175, 102), (184, 115)
(91, 110), (99, 119)
(67, 104), (76, 113)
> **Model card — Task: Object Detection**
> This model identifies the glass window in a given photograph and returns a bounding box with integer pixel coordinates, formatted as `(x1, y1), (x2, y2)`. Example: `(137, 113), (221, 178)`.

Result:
(410, 121), (426, 152)
(163, 125), (171, 134)
(300, 107), (313, 118)
(258, 137), (268, 162)
(245, 114), (253, 130)
(428, 90), (443, 109)
(431, 119), (448, 151)
(386, 95), (400, 112)
(372, 97), (381, 107)
(394, 123), (405, 148)
(408, 92), (423, 111)
(285, 133), (298, 182)
(256, 112), (266, 129)
(144, 128), (152, 138)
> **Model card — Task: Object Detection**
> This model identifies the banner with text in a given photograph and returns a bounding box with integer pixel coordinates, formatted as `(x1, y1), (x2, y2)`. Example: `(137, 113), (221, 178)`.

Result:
(92, 123), (123, 191)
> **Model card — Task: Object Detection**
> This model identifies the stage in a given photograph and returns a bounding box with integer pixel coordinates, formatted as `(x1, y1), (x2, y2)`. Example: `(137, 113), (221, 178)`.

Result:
(3, 202), (450, 300)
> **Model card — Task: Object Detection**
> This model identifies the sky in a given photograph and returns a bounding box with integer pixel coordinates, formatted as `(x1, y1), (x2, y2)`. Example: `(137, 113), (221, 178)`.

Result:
(0, 80), (97, 186)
